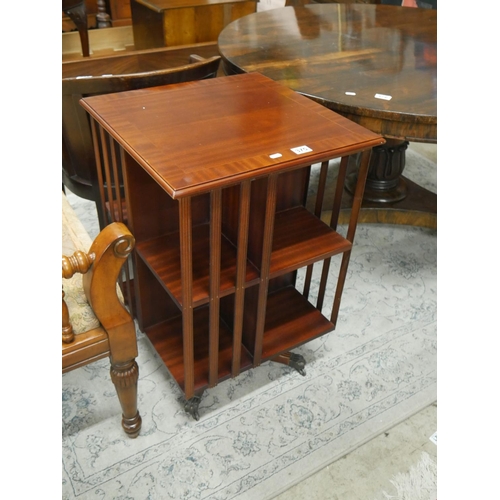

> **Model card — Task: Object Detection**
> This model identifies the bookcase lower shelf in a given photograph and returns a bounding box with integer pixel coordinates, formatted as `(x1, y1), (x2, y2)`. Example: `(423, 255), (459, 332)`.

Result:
(144, 286), (334, 395)
(144, 305), (254, 394)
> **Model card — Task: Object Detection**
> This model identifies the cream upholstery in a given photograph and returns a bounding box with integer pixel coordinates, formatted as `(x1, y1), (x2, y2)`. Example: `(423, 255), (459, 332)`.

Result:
(62, 192), (100, 334)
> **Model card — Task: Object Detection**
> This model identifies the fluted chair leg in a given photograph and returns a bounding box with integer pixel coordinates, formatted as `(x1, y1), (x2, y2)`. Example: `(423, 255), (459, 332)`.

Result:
(110, 359), (142, 438)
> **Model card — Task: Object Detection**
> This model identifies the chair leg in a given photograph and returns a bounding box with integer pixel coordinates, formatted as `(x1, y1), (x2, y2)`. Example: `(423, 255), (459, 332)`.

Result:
(110, 359), (142, 438)
(64, 2), (90, 57)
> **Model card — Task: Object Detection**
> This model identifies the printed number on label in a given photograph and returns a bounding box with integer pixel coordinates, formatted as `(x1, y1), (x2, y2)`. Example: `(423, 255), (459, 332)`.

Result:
(291, 145), (312, 155)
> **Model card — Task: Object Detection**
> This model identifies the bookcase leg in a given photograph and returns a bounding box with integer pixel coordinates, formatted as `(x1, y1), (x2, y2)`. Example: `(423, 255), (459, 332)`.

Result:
(184, 394), (203, 421)
(272, 352), (306, 376)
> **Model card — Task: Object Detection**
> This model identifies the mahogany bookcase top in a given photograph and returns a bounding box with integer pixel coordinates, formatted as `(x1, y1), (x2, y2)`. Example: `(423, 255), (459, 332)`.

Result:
(80, 72), (384, 198)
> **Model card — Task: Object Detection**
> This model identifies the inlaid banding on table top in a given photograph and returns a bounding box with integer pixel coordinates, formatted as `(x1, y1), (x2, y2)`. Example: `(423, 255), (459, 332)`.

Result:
(81, 73), (384, 198)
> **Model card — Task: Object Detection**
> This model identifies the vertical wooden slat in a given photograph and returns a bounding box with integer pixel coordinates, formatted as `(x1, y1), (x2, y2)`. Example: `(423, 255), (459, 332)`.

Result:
(109, 138), (125, 223)
(301, 165), (312, 207)
(345, 149), (372, 243)
(232, 180), (251, 377)
(314, 161), (330, 217)
(316, 155), (350, 311)
(330, 149), (372, 326)
(118, 147), (134, 318)
(329, 155), (349, 231)
(253, 173), (278, 366)
(93, 123), (133, 315)
(179, 197), (195, 399)
(90, 119), (108, 226)
(316, 257), (330, 311)
(303, 161), (329, 299)
(99, 126), (114, 226)
(119, 148), (131, 229)
(330, 251), (350, 327)
(208, 189), (222, 387)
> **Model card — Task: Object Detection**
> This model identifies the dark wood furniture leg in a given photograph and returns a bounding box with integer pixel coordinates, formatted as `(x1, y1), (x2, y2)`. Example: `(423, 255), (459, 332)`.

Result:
(63, 1), (90, 57)
(341, 138), (437, 228)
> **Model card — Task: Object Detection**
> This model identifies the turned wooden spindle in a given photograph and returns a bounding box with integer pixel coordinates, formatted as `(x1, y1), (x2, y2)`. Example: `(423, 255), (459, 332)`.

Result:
(62, 289), (74, 343)
(62, 250), (95, 279)
(96, 0), (111, 28)
(62, 250), (95, 343)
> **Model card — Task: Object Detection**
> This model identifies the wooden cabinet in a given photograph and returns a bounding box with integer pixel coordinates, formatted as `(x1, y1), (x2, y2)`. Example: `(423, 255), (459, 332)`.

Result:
(80, 72), (384, 419)
(108, 0), (132, 26)
(130, 0), (257, 49)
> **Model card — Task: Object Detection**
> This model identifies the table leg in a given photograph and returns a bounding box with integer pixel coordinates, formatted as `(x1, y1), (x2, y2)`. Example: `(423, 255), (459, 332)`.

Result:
(340, 138), (436, 228)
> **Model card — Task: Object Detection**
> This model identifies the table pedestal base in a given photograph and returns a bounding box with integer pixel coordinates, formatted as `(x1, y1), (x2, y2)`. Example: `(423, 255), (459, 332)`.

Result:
(340, 139), (436, 229)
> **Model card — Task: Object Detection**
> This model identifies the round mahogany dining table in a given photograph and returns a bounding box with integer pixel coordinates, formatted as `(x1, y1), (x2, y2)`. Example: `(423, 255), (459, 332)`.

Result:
(218, 3), (437, 228)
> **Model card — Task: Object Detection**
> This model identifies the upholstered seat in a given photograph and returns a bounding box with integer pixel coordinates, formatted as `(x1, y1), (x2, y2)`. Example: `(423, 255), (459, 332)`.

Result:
(62, 193), (100, 333)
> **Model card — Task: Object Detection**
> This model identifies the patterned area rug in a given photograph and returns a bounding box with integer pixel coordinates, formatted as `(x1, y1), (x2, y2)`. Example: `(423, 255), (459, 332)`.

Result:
(62, 148), (437, 499)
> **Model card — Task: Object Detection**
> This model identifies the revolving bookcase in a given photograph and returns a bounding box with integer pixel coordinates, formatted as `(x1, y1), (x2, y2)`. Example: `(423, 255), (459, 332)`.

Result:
(81, 72), (384, 419)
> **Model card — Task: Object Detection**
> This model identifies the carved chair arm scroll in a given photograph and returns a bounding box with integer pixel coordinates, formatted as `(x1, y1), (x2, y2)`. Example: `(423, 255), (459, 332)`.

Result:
(62, 222), (135, 359)
(82, 222), (137, 364)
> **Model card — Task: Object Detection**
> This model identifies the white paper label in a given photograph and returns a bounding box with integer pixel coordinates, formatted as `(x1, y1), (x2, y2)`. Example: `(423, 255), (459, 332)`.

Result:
(374, 93), (392, 100)
(291, 145), (312, 155)
(345, 91), (357, 96)
(269, 153), (282, 159)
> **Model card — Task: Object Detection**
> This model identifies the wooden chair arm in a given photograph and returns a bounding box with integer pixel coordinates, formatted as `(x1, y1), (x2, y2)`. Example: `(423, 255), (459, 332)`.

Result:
(82, 222), (137, 363)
